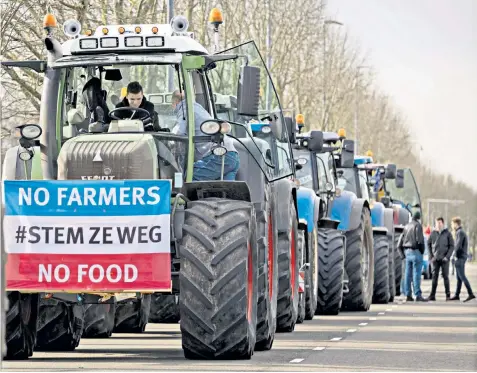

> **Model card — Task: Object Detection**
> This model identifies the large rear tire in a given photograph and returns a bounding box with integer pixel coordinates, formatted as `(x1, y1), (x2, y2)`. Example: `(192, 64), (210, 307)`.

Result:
(5, 292), (38, 360)
(394, 231), (403, 296)
(179, 198), (258, 360)
(35, 298), (84, 351)
(255, 185), (278, 351)
(305, 228), (318, 320)
(149, 294), (180, 324)
(82, 300), (116, 338)
(316, 228), (345, 315)
(114, 295), (151, 333)
(388, 235), (396, 302)
(341, 208), (374, 312)
(372, 234), (390, 304)
(276, 197), (299, 332)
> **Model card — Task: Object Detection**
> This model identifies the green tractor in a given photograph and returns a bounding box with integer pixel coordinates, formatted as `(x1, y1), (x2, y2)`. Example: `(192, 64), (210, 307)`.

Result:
(1, 12), (300, 360)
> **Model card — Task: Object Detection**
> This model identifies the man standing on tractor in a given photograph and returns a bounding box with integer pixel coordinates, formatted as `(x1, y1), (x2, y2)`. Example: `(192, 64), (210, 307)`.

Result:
(426, 217), (454, 301)
(397, 211), (427, 302)
(171, 90), (240, 181)
(449, 217), (475, 302)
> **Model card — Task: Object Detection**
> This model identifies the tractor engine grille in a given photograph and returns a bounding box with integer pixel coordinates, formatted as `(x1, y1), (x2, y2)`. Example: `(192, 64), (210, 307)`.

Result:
(57, 136), (156, 180)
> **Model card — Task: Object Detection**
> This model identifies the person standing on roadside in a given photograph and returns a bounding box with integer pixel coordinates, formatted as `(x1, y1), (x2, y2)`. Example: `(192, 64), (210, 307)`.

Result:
(427, 217), (454, 301)
(449, 217), (475, 302)
(397, 211), (427, 302)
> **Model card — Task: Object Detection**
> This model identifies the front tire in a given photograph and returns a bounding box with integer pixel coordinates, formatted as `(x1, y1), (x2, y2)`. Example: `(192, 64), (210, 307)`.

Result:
(316, 228), (345, 315)
(394, 231), (403, 296)
(372, 234), (390, 304)
(82, 300), (116, 338)
(341, 208), (374, 311)
(276, 197), (299, 332)
(5, 292), (38, 360)
(388, 235), (396, 302)
(179, 199), (258, 359)
(35, 298), (84, 351)
(114, 295), (151, 333)
(296, 230), (306, 324)
(149, 294), (180, 324)
(305, 228), (318, 320)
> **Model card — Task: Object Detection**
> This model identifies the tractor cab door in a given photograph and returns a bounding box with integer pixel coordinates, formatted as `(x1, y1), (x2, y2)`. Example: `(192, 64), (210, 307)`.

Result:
(209, 41), (294, 181)
(387, 167), (422, 218)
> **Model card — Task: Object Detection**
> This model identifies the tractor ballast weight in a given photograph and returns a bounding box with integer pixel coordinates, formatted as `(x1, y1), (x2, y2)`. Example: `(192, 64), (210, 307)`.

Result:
(1, 14), (298, 360)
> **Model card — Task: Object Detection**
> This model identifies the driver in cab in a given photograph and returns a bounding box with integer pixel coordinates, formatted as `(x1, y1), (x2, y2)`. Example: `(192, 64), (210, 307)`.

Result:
(114, 81), (160, 131)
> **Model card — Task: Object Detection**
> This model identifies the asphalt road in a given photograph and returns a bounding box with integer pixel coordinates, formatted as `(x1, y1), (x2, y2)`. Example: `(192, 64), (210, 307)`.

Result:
(2, 263), (477, 372)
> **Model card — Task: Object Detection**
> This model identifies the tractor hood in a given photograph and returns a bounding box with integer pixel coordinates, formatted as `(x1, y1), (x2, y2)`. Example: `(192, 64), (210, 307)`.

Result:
(57, 133), (158, 181)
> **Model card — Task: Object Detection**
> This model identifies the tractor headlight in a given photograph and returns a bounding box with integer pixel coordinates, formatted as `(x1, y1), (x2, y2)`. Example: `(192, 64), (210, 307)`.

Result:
(80, 38), (98, 49)
(261, 126), (271, 134)
(200, 120), (221, 135)
(219, 121), (231, 134)
(19, 150), (33, 161)
(212, 146), (227, 156)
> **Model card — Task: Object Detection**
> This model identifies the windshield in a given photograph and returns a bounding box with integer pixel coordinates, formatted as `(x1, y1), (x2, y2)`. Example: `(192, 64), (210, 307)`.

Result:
(386, 168), (421, 211)
(338, 168), (357, 195)
(59, 62), (189, 182)
(294, 151), (313, 189)
(209, 41), (294, 180)
(316, 153), (335, 192)
(62, 63), (181, 134)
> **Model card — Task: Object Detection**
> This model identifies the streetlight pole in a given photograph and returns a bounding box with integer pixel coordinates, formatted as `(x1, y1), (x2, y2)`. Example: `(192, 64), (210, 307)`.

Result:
(322, 19), (343, 131)
(266, 0), (272, 111)
(354, 65), (369, 155)
(167, 0), (174, 92)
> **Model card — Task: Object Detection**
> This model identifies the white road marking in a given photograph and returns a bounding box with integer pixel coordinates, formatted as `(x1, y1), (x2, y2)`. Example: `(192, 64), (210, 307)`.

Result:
(392, 305), (398, 308)
(378, 312), (385, 315)
(313, 347), (326, 351)
(290, 358), (304, 363)
(386, 309), (393, 311)
(369, 317), (377, 320)
(330, 337), (343, 341)
(347, 329), (357, 333)
(359, 323), (368, 326)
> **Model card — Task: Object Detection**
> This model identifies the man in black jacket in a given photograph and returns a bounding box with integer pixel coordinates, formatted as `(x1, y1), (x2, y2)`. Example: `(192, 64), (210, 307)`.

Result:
(397, 211), (427, 302)
(427, 217), (454, 301)
(114, 81), (160, 131)
(449, 217), (475, 302)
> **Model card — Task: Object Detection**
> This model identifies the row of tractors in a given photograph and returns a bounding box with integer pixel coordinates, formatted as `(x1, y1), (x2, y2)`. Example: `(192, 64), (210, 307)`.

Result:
(0, 10), (422, 361)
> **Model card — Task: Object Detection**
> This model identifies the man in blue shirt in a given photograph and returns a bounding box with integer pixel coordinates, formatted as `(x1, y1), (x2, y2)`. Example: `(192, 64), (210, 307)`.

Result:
(171, 90), (240, 181)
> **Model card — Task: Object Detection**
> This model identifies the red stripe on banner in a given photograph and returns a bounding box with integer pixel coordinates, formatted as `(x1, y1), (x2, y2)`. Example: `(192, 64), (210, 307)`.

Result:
(6, 253), (171, 292)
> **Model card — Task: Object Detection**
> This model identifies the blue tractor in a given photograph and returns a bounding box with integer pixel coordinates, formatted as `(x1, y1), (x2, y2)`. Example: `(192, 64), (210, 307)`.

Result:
(338, 156), (399, 304)
(290, 127), (375, 315)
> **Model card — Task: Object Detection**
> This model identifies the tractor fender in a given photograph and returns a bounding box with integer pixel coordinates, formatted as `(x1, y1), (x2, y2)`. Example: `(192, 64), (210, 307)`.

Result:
(396, 206), (411, 226)
(330, 190), (369, 232)
(273, 178), (298, 233)
(370, 202), (385, 228)
(296, 186), (320, 233)
(181, 181), (252, 202)
(384, 208), (395, 238)
(348, 197), (370, 231)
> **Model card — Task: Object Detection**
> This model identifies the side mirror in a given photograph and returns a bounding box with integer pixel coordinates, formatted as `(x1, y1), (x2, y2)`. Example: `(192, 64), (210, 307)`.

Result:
(385, 163), (397, 179)
(16, 124), (42, 140)
(285, 116), (296, 144)
(104, 69), (123, 81)
(237, 65), (260, 117)
(396, 169), (405, 188)
(340, 139), (355, 168)
(381, 196), (391, 207)
(308, 130), (323, 152)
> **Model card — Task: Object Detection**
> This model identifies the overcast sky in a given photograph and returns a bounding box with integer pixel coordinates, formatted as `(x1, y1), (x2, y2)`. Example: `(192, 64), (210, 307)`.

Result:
(326, 0), (477, 191)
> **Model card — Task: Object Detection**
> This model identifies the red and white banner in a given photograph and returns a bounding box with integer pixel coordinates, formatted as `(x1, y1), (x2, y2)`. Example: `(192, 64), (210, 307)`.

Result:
(3, 180), (172, 292)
